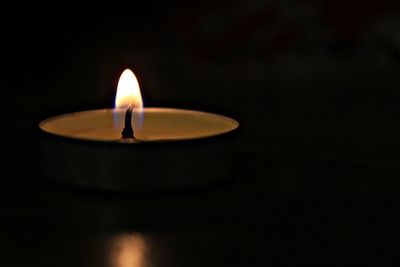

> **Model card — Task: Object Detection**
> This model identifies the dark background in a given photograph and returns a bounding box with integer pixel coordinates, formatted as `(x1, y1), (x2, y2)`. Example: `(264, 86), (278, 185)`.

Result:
(3, 0), (400, 265)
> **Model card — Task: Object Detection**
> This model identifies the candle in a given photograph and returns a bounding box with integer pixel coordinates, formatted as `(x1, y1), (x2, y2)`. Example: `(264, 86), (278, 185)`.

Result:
(39, 69), (239, 193)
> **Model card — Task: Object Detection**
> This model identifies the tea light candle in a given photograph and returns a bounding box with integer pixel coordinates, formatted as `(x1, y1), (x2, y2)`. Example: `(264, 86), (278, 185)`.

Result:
(39, 69), (239, 193)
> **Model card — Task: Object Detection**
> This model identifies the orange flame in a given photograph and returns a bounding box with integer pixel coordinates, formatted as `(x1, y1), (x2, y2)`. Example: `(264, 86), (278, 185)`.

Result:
(115, 69), (143, 110)
(114, 69), (144, 131)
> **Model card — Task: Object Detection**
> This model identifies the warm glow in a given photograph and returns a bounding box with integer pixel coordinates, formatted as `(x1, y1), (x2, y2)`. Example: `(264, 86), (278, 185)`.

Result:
(115, 69), (143, 110)
(109, 233), (149, 267)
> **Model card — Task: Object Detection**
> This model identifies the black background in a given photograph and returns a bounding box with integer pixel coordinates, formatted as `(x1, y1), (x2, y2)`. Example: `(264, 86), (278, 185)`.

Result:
(3, 0), (400, 265)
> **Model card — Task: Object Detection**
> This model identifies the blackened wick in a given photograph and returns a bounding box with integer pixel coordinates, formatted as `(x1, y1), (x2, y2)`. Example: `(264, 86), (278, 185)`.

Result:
(121, 106), (134, 139)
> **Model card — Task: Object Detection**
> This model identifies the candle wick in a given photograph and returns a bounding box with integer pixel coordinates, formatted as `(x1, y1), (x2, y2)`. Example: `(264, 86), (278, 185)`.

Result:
(121, 106), (135, 139)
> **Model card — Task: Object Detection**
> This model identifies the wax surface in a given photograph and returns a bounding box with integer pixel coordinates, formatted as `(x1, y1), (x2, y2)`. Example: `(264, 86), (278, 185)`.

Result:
(40, 108), (239, 142)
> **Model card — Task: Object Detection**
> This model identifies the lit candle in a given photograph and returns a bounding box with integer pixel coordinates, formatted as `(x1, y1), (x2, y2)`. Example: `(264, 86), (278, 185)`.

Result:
(39, 69), (239, 192)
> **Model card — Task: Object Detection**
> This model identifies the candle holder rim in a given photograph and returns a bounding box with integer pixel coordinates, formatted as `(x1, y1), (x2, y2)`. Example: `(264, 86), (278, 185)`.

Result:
(38, 107), (239, 146)
(39, 124), (240, 147)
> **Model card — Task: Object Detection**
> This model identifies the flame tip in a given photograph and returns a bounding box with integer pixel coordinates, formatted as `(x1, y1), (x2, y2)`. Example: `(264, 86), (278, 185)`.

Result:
(122, 68), (133, 73)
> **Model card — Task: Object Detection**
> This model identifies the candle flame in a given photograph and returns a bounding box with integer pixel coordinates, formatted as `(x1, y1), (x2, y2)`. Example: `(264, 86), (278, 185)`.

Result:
(115, 69), (143, 110)
(114, 69), (144, 131)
